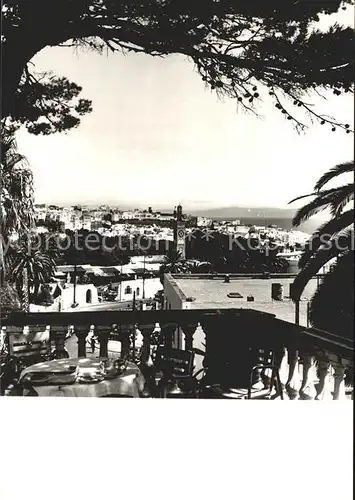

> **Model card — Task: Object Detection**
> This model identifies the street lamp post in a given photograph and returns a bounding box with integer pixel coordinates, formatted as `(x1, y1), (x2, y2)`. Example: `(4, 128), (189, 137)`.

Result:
(142, 253), (146, 300)
(132, 290), (136, 311)
(119, 263), (123, 302)
(295, 299), (300, 325)
(71, 263), (78, 308)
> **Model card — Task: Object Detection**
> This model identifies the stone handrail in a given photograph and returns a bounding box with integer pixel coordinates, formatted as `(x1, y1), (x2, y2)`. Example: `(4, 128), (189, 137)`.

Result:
(1, 308), (353, 399)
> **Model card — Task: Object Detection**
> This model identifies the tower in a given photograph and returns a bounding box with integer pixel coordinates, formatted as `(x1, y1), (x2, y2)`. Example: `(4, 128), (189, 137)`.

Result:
(174, 203), (186, 259)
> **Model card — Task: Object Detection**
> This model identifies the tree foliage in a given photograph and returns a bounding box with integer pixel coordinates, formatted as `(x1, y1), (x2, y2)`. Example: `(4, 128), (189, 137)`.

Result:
(0, 132), (34, 276)
(185, 229), (288, 273)
(0, 134), (34, 236)
(9, 233), (57, 300)
(8, 72), (93, 135)
(159, 248), (190, 284)
(2, 0), (354, 135)
(309, 251), (354, 339)
(0, 281), (21, 315)
(33, 284), (55, 306)
(289, 161), (354, 302)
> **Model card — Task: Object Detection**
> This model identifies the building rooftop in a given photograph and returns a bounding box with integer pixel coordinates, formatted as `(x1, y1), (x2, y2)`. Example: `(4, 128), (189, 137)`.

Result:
(56, 266), (87, 274)
(168, 275), (318, 326)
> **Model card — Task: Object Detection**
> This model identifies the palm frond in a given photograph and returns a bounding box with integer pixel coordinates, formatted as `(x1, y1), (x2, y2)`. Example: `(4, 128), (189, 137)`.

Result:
(290, 229), (354, 302)
(308, 251), (354, 339)
(292, 188), (345, 226)
(291, 230), (354, 302)
(298, 209), (354, 269)
(288, 192), (319, 205)
(314, 162), (354, 191)
(1, 131), (35, 267)
(329, 184), (354, 217)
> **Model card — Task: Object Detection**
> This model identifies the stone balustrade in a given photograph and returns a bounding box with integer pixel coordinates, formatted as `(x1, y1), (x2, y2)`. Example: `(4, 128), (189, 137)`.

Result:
(1, 309), (353, 399)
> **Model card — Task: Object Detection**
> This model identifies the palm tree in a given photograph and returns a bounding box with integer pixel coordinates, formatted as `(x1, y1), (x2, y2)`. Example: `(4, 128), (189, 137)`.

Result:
(308, 251), (354, 339)
(34, 284), (55, 307)
(289, 161), (354, 302)
(61, 241), (81, 308)
(10, 235), (56, 308)
(289, 161), (354, 338)
(192, 261), (214, 273)
(159, 249), (190, 285)
(0, 132), (34, 311)
(0, 133), (34, 248)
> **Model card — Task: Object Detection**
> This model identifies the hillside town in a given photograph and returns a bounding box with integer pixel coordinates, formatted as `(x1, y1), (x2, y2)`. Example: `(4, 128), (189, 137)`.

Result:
(33, 203), (311, 250)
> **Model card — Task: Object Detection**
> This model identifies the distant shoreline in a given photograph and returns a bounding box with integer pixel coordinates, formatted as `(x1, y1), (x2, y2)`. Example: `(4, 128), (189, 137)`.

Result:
(209, 217), (316, 233)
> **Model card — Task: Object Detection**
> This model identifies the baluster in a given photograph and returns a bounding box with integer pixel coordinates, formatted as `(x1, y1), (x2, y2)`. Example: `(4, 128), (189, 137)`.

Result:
(157, 322), (180, 398)
(138, 324), (156, 397)
(45, 326), (51, 357)
(344, 364), (354, 399)
(161, 323), (175, 350)
(299, 351), (317, 400)
(52, 326), (69, 359)
(120, 327), (131, 361)
(199, 314), (219, 386)
(150, 323), (161, 356)
(75, 326), (88, 358)
(108, 323), (119, 357)
(41, 325), (49, 359)
(315, 352), (332, 401)
(138, 324), (153, 364)
(269, 345), (288, 399)
(285, 348), (301, 400)
(179, 322), (198, 397)
(97, 326), (109, 358)
(331, 359), (347, 400)
(249, 347), (268, 390)
(172, 324), (181, 349)
(180, 322), (198, 352)
(0, 362), (5, 396)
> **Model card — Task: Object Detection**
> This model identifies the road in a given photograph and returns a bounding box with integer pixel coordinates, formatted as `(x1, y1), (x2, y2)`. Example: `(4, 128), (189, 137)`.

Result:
(66, 299), (154, 312)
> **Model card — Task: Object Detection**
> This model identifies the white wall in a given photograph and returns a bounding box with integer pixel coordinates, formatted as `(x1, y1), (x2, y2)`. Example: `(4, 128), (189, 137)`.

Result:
(163, 276), (183, 310)
(30, 297), (61, 313)
(116, 277), (162, 302)
(29, 285), (99, 312)
(61, 284), (99, 310)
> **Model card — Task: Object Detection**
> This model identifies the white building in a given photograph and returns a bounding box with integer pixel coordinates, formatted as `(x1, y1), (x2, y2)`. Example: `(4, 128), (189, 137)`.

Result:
(197, 216), (212, 227)
(34, 206), (47, 221)
(29, 284), (99, 312)
(286, 230), (310, 247)
(60, 207), (73, 227)
(115, 277), (162, 302)
(163, 274), (317, 325)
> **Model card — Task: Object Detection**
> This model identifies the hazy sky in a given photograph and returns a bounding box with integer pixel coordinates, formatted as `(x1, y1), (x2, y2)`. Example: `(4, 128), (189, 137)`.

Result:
(16, 9), (354, 211)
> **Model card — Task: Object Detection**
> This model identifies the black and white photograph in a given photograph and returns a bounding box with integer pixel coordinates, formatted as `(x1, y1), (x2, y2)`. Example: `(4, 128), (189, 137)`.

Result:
(0, 1), (353, 497)
(1, 0), (353, 402)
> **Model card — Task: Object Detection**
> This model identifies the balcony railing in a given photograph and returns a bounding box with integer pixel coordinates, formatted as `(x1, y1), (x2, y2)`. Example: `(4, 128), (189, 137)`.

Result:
(1, 309), (353, 399)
